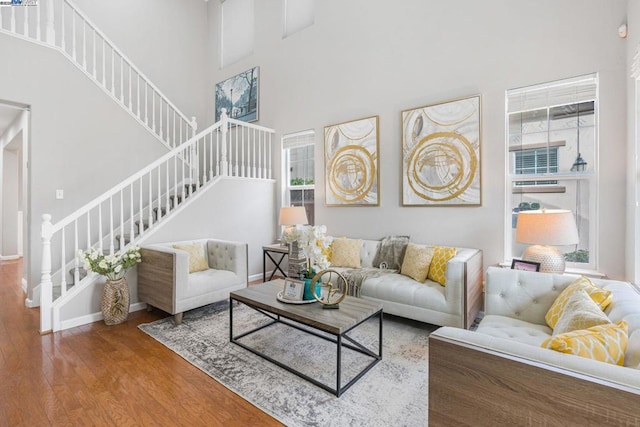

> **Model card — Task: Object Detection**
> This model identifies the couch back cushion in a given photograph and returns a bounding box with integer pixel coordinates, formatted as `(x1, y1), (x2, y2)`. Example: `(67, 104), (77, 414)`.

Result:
(359, 240), (380, 268)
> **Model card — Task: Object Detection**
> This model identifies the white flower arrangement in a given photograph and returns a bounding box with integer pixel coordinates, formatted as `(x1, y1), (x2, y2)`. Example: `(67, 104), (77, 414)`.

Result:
(78, 246), (142, 281)
(283, 224), (332, 273)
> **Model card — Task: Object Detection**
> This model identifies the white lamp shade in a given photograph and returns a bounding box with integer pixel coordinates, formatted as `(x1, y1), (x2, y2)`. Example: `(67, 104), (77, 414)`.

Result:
(516, 209), (579, 246)
(279, 206), (308, 226)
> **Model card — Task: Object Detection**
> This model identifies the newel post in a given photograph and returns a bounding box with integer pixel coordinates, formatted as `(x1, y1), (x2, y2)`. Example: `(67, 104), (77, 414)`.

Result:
(45, 0), (55, 45)
(220, 108), (229, 176)
(40, 214), (53, 333)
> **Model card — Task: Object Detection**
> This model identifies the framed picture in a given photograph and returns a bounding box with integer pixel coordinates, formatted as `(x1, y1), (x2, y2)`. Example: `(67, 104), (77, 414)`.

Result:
(401, 95), (481, 206)
(510, 259), (541, 272)
(214, 66), (259, 123)
(282, 278), (305, 301)
(324, 115), (379, 206)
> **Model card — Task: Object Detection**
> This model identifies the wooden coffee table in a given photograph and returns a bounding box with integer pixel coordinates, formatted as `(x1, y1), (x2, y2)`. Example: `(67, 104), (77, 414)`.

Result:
(229, 280), (383, 397)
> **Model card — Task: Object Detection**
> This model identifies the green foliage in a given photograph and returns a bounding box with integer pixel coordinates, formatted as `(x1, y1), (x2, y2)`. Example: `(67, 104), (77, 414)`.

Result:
(290, 178), (315, 186)
(79, 246), (142, 281)
(564, 250), (589, 263)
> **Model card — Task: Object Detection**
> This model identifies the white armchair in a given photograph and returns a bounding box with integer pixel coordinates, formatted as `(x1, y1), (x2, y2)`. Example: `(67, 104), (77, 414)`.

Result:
(138, 239), (248, 324)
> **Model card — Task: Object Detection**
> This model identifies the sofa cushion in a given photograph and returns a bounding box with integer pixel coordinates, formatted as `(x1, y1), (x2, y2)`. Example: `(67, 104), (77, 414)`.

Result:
(400, 243), (434, 282)
(553, 289), (611, 335)
(428, 246), (457, 286)
(545, 276), (613, 329)
(476, 314), (552, 346)
(184, 269), (242, 299)
(173, 242), (209, 273)
(372, 235), (410, 270)
(331, 237), (361, 268)
(541, 321), (628, 366)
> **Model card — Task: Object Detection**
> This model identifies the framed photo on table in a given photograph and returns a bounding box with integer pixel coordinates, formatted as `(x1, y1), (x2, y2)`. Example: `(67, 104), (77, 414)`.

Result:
(282, 278), (305, 301)
(511, 259), (541, 272)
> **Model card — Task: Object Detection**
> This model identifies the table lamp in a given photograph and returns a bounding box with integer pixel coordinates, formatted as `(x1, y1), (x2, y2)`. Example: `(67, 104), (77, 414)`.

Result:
(515, 209), (579, 274)
(278, 206), (308, 244)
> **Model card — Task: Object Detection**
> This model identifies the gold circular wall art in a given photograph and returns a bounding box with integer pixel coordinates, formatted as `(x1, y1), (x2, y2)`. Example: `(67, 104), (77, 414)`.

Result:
(328, 145), (375, 203)
(406, 131), (478, 202)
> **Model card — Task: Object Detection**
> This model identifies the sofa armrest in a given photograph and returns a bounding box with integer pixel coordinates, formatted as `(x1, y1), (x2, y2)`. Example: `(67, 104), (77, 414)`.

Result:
(206, 239), (248, 284)
(139, 246), (190, 314)
(443, 248), (483, 328)
(429, 327), (640, 426)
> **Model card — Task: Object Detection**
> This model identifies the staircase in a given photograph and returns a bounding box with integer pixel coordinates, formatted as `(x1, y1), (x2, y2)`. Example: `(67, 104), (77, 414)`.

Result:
(0, 0), (197, 149)
(40, 110), (275, 333)
(0, 2), (276, 332)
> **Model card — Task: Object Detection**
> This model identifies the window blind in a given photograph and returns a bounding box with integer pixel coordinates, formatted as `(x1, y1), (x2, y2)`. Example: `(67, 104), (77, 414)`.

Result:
(507, 74), (597, 114)
(282, 129), (315, 150)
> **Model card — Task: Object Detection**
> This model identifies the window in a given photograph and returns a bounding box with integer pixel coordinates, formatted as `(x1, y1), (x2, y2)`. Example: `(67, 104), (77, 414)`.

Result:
(220, 0), (255, 68)
(282, 130), (315, 224)
(506, 74), (597, 269)
(282, 0), (314, 38)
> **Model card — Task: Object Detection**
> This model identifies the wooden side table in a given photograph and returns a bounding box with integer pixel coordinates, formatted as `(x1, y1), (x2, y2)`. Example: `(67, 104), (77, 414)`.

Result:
(262, 244), (289, 282)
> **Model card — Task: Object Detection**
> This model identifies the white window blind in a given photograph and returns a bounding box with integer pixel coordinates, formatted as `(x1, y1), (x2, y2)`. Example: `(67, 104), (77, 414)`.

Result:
(283, 0), (315, 38)
(282, 129), (315, 149)
(508, 74), (597, 113)
(220, 0), (255, 67)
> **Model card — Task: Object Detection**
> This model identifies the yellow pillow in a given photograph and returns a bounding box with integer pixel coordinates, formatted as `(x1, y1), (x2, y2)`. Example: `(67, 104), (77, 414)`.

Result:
(541, 321), (628, 366)
(545, 276), (612, 329)
(330, 238), (361, 268)
(427, 246), (457, 286)
(400, 243), (434, 282)
(173, 243), (209, 273)
(552, 289), (611, 335)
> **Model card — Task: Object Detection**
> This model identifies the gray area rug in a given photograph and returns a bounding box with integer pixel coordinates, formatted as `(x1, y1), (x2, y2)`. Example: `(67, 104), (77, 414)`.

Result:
(139, 301), (438, 426)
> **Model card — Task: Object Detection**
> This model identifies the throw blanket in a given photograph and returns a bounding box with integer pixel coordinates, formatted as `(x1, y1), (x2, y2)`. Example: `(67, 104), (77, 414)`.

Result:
(372, 235), (409, 270)
(342, 267), (398, 298)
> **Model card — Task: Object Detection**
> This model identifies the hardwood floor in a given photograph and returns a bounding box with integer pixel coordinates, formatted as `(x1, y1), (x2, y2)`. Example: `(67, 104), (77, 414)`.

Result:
(0, 259), (282, 426)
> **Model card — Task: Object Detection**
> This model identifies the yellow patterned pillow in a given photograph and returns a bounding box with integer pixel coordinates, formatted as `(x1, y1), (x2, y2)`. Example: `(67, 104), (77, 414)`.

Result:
(427, 246), (457, 286)
(173, 243), (209, 273)
(541, 321), (628, 366)
(401, 244), (434, 282)
(545, 276), (613, 329)
(330, 238), (361, 268)
(553, 289), (611, 335)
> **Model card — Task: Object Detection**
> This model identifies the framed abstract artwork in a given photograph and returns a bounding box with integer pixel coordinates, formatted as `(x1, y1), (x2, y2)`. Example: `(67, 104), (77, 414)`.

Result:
(214, 66), (259, 123)
(324, 116), (379, 206)
(401, 95), (481, 206)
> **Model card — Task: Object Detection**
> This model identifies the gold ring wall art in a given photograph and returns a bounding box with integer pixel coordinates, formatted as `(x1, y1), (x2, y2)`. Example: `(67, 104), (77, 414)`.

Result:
(324, 116), (379, 206)
(402, 95), (481, 206)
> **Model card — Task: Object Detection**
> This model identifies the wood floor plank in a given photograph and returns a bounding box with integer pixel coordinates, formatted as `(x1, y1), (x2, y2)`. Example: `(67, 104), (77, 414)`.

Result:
(0, 259), (282, 426)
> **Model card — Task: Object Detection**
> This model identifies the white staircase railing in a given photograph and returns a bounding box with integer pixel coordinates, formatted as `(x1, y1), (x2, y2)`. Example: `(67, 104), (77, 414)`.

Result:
(0, 0), (196, 149)
(39, 110), (274, 333)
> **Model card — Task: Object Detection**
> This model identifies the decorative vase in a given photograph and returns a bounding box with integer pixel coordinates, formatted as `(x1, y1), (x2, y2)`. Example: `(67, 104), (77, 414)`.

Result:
(101, 278), (130, 325)
(303, 278), (322, 301)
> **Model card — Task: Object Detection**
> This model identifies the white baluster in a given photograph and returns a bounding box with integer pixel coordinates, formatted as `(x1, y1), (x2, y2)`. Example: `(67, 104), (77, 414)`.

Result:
(179, 119), (183, 145)
(40, 214), (53, 333)
(45, 0), (55, 45)
(157, 166), (161, 219)
(253, 129), (257, 178)
(119, 57), (123, 103)
(36, 0), (41, 41)
(71, 9), (76, 60)
(268, 132), (272, 179)
(241, 127), (245, 177)
(165, 102), (169, 143)
(165, 161), (170, 214)
(216, 130), (220, 176)
(111, 47), (115, 94)
(109, 196), (114, 255)
(82, 19), (86, 69)
(60, 0), (65, 50)
(24, 3), (29, 37)
(92, 27), (96, 78)
(128, 65), (132, 111)
(173, 155), (177, 208)
(119, 189), (124, 250)
(136, 74), (140, 117)
(159, 99), (163, 139)
(209, 133), (214, 180)
(220, 109), (228, 176)
(98, 204), (103, 252)
(152, 91), (156, 133)
(101, 38), (106, 86)
(138, 177), (144, 236)
(148, 172), (153, 230)
(172, 112), (176, 148)
(60, 228), (66, 295)
(129, 184), (134, 242)
(73, 220), (79, 286)
(144, 83), (148, 125)
(235, 127), (239, 176)
(86, 210), (91, 249)
(181, 148), (186, 202)
(202, 136), (207, 184)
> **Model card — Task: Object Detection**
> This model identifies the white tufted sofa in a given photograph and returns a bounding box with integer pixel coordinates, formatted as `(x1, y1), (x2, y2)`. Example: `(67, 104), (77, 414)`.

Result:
(330, 239), (483, 329)
(429, 267), (640, 425)
(138, 239), (247, 324)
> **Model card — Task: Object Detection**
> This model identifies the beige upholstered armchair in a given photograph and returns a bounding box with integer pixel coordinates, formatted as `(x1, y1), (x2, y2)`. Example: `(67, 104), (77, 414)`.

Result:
(138, 239), (248, 324)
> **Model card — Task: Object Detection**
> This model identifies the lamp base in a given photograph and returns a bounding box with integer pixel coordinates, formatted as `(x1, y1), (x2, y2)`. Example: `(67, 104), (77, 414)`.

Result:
(522, 245), (566, 274)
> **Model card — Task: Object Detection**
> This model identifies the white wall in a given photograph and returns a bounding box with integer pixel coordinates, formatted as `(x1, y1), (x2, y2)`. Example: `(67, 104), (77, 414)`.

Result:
(2, 146), (19, 255)
(627, 1), (639, 283)
(208, 0), (629, 279)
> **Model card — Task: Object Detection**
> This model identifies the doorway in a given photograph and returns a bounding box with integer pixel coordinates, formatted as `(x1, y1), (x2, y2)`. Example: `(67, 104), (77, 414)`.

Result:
(0, 101), (29, 295)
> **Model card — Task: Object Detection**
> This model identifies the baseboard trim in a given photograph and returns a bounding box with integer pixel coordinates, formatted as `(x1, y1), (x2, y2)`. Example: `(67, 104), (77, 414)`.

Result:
(249, 272), (266, 282)
(21, 278), (27, 293)
(0, 255), (21, 260)
(58, 302), (148, 331)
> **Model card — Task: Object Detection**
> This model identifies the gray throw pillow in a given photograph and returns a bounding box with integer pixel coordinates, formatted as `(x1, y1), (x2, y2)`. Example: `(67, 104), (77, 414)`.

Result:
(372, 235), (410, 270)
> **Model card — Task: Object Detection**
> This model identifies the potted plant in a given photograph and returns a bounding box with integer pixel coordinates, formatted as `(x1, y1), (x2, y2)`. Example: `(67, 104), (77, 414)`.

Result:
(283, 225), (332, 300)
(78, 246), (141, 325)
